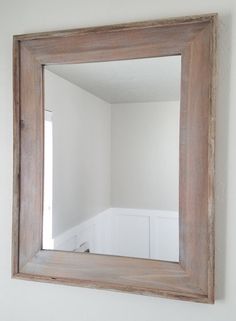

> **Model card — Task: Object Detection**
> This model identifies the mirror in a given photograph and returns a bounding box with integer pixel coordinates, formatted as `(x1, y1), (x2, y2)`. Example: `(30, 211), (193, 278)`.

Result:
(43, 56), (181, 262)
(13, 15), (216, 302)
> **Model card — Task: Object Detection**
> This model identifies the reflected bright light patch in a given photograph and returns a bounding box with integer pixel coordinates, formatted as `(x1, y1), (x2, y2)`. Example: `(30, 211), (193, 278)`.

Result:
(43, 110), (54, 249)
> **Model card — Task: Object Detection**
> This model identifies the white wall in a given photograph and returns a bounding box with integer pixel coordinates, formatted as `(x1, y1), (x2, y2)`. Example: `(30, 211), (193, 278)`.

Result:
(111, 101), (179, 210)
(0, 1), (235, 321)
(45, 70), (111, 237)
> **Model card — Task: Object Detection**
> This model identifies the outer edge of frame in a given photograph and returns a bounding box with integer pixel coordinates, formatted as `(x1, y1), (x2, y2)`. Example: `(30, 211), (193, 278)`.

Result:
(12, 270), (210, 304)
(13, 13), (218, 41)
(207, 12), (217, 305)
(15, 248), (211, 303)
(12, 37), (21, 276)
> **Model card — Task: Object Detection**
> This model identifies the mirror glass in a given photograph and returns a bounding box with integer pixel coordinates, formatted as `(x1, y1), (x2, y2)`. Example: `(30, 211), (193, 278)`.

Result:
(43, 56), (181, 262)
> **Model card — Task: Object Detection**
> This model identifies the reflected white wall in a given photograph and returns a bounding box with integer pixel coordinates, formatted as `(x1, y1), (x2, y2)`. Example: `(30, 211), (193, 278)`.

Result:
(44, 70), (111, 238)
(111, 101), (179, 211)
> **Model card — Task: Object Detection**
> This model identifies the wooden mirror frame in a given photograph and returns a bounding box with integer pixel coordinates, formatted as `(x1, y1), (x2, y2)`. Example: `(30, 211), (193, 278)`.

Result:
(12, 13), (216, 303)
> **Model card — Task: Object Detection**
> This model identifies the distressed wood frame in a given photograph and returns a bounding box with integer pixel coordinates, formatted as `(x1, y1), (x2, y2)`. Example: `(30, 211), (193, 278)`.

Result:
(12, 13), (216, 303)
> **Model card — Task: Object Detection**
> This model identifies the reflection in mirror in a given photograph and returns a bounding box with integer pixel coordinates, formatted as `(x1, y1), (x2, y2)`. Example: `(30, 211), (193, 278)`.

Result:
(43, 56), (181, 262)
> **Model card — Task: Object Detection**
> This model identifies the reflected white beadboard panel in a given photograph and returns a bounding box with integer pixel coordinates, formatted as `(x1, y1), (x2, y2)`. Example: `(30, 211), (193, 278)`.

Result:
(150, 216), (179, 261)
(112, 214), (150, 259)
(91, 210), (113, 255)
(50, 208), (179, 261)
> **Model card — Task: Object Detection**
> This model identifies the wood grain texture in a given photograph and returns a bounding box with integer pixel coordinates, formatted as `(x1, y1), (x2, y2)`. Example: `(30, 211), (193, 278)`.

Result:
(180, 30), (210, 293)
(179, 17), (216, 302)
(21, 22), (207, 64)
(18, 45), (44, 269)
(19, 250), (208, 302)
(12, 14), (217, 303)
